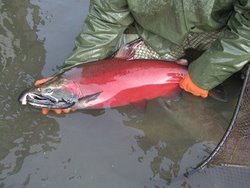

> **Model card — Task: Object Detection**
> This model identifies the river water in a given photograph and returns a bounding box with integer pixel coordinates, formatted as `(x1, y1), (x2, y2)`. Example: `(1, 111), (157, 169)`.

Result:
(0, 1), (243, 187)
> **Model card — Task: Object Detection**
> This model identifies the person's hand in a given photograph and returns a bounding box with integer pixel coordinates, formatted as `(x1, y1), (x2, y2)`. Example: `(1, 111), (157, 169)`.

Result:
(34, 77), (53, 86)
(41, 108), (74, 115)
(34, 77), (74, 115)
(179, 74), (208, 98)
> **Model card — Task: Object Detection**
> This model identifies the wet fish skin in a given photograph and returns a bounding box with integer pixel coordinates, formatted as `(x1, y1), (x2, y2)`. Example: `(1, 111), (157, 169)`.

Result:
(19, 58), (187, 111)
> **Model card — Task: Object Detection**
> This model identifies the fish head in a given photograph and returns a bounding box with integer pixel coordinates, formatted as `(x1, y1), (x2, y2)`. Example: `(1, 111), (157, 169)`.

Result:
(19, 76), (79, 109)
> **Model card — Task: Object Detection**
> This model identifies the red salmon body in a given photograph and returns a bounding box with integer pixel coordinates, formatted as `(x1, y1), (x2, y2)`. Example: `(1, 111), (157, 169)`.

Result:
(61, 58), (187, 109)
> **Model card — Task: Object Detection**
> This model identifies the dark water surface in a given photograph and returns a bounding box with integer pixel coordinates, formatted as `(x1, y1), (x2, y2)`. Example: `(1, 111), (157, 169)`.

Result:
(0, 1), (243, 187)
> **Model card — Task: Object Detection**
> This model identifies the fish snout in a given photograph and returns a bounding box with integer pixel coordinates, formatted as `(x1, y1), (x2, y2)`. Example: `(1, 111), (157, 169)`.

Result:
(19, 92), (49, 105)
(18, 90), (32, 105)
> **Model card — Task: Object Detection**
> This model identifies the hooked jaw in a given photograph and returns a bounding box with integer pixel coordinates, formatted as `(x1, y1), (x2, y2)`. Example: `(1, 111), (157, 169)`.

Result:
(19, 92), (29, 105)
(18, 92), (75, 109)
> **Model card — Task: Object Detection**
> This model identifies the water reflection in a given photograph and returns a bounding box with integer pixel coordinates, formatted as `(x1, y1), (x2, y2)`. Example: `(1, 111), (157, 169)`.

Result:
(0, 0), (59, 182)
(117, 92), (230, 184)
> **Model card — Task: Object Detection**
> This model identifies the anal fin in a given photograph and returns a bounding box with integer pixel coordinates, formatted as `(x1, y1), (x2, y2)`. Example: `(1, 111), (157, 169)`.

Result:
(131, 100), (147, 112)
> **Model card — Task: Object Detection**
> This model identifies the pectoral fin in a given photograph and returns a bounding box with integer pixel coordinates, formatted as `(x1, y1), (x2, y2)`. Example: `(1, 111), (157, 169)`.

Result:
(74, 91), (102, 109)
(79, 92), (102, 103)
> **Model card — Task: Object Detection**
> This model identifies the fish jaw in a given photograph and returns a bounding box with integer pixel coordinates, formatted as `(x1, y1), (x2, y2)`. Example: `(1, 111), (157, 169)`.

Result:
(19, 91), (76, 109)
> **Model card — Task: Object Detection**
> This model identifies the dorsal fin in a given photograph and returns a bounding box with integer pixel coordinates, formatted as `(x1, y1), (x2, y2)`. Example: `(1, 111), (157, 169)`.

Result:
(114, 40), (144, 60)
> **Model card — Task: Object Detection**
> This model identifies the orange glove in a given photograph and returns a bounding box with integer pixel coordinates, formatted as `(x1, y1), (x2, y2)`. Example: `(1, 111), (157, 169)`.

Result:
(179, 74), (208, 98)
(41, 108), (73, 115)
(34, 77), (53, 86)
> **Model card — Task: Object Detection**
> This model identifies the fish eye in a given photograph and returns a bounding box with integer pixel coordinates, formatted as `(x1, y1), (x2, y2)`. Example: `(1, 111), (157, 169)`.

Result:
(45, 88), (53, 93)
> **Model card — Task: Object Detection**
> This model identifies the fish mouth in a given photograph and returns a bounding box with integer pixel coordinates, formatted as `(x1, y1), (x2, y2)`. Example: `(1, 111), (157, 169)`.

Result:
(19, 92), (75, 109)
